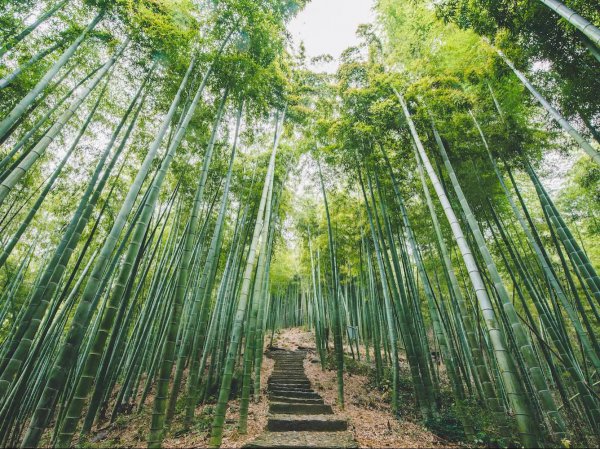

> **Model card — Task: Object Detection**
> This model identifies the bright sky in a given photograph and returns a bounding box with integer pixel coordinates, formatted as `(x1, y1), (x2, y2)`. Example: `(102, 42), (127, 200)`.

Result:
(287, 0), (376, 73)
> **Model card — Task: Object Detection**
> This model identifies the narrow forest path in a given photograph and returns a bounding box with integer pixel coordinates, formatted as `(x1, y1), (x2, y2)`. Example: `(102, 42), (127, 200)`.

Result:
(245, 349), (357, 448)
(253, 328), (458, 448)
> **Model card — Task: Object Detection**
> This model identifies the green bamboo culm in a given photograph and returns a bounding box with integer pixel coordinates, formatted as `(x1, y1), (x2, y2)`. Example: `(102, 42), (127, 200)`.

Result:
(147, 83), (229, 448)
(317, 156), (345, 409)
(209, 110), (285, 448)
(0, 9), (105, 145)
(429, 115), (567, 439)
(395, 89), (540, 448)
(19, 46), (196, 449)
(355, 156), (399, 415)
(183, 102), (244, 428)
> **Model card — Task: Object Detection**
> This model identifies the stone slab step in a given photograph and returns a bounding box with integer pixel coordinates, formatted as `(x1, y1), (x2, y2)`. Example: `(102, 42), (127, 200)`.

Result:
(269, 379), (309, 385)
(270, 372), (307, 376)
(271, 374), (306, 379)
(268, 385), (314, 392)
(269, 402), (333, 415)
(269, 390), (320, 399)
(269, 395), (324, 405)
(244, 431), (358, 448)
(268, 381), (312, 387)
(267, 414), (348, 432)
(270, 375), (308, 378)
(269, 378), (310, 384)
(272, 360), (305, 364)
(268, 389), (316, 396)
(268, 382), (312, 389)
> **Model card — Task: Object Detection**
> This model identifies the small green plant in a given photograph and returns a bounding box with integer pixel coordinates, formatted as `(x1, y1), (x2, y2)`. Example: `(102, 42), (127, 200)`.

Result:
(114, 413), (128, 429)
(195, 406), (214, 433)
(343, 355), (371, 376)
(425, 409), (465, 442)
(454, 398), (520, 448)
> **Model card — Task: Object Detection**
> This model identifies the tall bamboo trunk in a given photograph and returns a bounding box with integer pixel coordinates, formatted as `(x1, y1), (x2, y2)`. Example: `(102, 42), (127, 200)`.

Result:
(0, 37), (127, 206)
(538, 0), (600, 47)
(0, 0), (69, 58)
(317, 157), (345, 408)
(19, 51), (196, 449)
(0, 10), (104, 142)
(396, 90), (539, 447)
(209, 110), (284, 448)
(495, 48), (600, 165)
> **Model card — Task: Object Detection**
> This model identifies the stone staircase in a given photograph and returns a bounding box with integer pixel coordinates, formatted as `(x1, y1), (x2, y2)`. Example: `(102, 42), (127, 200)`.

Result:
(245, 350), (357, 448)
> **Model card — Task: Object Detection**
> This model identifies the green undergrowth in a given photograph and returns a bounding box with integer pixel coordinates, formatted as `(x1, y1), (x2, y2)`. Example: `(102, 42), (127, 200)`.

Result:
(340, 350), (592, 448)
(322, 349), (524, 448)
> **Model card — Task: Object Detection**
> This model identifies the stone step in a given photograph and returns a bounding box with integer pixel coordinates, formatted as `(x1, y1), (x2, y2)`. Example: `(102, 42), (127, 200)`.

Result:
(271, 374), (305, 378)
(269, 402), (333, 415)
(268, 381), (312, 388)
(268, 381), (311, 390)
(269, 390), (321, 399)
(269, 378), (309, 384)
(269, 395), (324, 405)
(269, 379), (311, 385)
(269, 381), (310, 387)
(269, 378), (310, 384)
(245, 350), (359, 449)
(271, 374), (307, 379)
(244, 431), (358, 448)
(270, 372), (307, 376)
(268, 384), (314, 391)
(267, 414), (348, 432)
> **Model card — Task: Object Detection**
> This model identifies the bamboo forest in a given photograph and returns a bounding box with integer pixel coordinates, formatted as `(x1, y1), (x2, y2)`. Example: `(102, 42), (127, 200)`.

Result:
(0, 0), (599, 447)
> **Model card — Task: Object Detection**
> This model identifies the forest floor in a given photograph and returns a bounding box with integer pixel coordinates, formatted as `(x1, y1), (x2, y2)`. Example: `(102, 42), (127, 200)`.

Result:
(77, 327), (461, 448)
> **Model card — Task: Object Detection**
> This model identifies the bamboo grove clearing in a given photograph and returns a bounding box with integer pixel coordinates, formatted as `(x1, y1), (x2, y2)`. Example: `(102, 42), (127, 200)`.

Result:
(0, 0), (599, 448)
